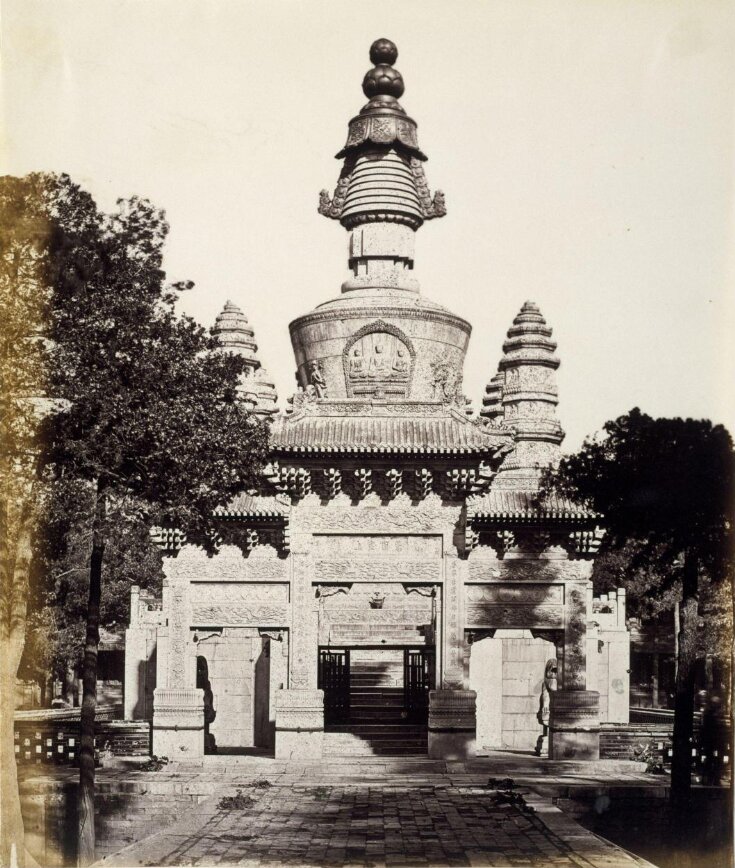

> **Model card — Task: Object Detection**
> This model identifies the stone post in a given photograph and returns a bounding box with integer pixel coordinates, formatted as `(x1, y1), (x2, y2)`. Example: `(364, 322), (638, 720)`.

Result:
(152, 563), (204, 758)
(429, 552), (476, 758)
(549, 578), (600, 760)
(275, 543), (324, 759)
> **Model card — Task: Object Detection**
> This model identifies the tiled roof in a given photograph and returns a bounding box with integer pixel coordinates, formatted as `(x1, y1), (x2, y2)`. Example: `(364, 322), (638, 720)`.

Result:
(270, 410), (513, 455)
(215, 493), (289, 518)
(467, 489), (597, 521)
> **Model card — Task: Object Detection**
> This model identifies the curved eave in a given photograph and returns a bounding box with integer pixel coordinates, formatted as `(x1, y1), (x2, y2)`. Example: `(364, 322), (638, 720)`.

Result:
(270, 444), (509, 457)
(470, 510), (599, 523)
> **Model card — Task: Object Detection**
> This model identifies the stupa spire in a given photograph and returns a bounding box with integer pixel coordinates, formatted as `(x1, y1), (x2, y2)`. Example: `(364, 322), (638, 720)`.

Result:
(318, 39), (445, 294)
(496, 301), (564, 473)
(211, 300), (278, 419)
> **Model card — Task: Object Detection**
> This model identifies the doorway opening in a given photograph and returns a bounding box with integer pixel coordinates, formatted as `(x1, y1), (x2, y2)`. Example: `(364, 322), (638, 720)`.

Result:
(318, 645), (434, 755)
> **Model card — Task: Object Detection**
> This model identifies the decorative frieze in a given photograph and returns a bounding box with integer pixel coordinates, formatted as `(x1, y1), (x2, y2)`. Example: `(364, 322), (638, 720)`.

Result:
(275, 689), (324, 732)
(190, 583), (289, 626)
(310, 534), (442, 559)
(315, 559), (441, 582)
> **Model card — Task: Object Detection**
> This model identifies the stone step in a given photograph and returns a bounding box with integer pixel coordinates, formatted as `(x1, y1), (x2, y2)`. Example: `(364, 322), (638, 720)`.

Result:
(329, 724), (426, 735)
(349, 692), (404, 703)
(322, 733), (427, 756)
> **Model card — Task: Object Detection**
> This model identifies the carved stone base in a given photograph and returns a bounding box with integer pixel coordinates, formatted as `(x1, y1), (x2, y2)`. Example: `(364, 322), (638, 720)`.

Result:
(427, 689), (477, 759)
(275, 689), (324, 760)
(152, 688), (205, 758)
(548, 690), (600, 761)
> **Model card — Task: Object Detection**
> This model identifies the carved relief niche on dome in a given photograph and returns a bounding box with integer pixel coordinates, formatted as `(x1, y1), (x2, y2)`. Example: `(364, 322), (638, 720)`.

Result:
(343, 321), (415, 398)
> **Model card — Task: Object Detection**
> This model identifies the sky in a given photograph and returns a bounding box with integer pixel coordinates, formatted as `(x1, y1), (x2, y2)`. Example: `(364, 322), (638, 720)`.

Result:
(3, 0), (734, 450)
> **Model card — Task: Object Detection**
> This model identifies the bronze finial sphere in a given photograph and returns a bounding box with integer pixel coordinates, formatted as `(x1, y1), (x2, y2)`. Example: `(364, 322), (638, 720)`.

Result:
(362, 64), (405, 99)
(370, 38), (398, 66)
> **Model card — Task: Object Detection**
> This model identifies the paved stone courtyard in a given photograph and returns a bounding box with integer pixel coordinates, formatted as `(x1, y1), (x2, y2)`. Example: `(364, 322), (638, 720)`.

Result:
(93, 755), (655, 868)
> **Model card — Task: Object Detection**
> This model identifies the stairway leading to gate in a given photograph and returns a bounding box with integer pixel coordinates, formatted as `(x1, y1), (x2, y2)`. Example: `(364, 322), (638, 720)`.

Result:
(323, 650), (428, 757)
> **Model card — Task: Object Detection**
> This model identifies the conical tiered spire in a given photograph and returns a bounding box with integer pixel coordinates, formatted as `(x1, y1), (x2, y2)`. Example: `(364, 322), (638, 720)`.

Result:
(211, 301), (278, 419)
(496, 301), (564, 473)
(212, 300), (259, 372)
(318, 39), (445, 293)
(480, 370), (504, 422)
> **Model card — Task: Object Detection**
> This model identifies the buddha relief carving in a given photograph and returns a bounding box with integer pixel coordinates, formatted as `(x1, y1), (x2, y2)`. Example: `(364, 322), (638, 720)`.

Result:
(343, 321), (415, 398)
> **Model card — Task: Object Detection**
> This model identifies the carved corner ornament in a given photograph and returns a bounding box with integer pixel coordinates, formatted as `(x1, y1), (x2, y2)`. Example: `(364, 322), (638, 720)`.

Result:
(318, 174), (351, 220)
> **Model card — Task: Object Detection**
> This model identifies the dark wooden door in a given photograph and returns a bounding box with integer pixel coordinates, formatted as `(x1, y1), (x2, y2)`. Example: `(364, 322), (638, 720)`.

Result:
(318, 648), (350, 725)
(404, 647), (435, 723)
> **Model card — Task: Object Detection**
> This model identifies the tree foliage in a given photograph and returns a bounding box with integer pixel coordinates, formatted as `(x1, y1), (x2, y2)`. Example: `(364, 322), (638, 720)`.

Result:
(2, 171), (271, 865)
(546, 408), (734, 581)
(543, 407), (734, 808)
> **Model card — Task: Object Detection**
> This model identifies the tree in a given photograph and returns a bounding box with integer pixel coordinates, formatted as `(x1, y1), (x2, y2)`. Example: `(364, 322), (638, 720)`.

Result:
(3, 172), (270, 865)
(0, 173), (58, 867)
(20, 480), (164, 706)
(543, 408), (734, 809)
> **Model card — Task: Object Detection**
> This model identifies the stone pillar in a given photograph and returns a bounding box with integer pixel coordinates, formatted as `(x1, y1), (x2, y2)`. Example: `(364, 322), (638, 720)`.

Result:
(548, 690), (600, 760)
(428, 689), (477, 759)
(124, 586), (146, 720)
(429, 552), (476, 758)
(152, 564), (204, 757)
(549, 578), (600, 759)
(275, 543), (324, 759)
(274, 688), (324, 759)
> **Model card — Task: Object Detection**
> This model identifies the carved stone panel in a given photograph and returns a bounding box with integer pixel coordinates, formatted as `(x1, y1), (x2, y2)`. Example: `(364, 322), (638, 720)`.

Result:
(310, 534), (442, 559)
(465, 583), (564, 628)
(315, 559), (441, 582)
(190, 583), (289, 625)
(343, 322), (415, 398)
(165, 544), (289, 582)
(291, 493), (461, 537)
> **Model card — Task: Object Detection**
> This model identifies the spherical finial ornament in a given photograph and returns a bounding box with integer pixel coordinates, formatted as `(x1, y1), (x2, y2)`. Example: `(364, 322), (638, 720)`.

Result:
(370, 38), (398, 66)
(362, 64), (405, 99)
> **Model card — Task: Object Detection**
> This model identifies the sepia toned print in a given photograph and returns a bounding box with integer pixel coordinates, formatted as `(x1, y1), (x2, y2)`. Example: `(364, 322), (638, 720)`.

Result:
(2, 3), (733, 868)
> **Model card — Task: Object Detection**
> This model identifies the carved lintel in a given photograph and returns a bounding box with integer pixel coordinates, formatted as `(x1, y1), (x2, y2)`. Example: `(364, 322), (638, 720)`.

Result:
(315, 584), (352, 599)
(403, 584), (437, 598)
(258, 628), (284, 642)
(192, 629), (223, 644)
(467, 628), (496, 645)
(530, 629), (563, 645)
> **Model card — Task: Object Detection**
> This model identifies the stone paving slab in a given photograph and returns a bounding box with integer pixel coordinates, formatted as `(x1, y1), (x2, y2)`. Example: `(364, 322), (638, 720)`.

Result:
(93, 758), (657, 868)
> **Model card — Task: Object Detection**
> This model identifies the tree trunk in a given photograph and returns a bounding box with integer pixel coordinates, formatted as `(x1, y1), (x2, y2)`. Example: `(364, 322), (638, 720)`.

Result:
(670, 550), (699, 812)
(77, 482), (106, 867)
(0, 497), (35, 868)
